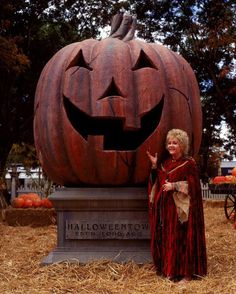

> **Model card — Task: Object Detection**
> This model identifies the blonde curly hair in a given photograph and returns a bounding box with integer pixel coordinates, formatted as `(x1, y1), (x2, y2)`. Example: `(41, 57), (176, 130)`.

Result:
(166, 129), (189, 156)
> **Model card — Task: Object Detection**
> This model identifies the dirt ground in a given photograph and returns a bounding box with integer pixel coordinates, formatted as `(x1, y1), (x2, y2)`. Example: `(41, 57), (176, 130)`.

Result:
(0, 201), (236, 294)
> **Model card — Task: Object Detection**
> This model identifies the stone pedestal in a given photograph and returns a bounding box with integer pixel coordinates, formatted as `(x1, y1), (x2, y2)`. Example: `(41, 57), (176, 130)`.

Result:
(42, 187), (152, 264)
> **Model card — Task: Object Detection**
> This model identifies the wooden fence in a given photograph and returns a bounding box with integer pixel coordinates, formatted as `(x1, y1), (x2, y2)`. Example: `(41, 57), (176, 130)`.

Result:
(16, 183), (227, 200)
(201, 182), (226, 200)
(17, 185), (57, 198)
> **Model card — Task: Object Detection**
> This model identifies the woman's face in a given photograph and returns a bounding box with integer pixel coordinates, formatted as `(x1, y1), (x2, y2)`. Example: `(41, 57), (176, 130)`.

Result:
(167, 136), (183, 159)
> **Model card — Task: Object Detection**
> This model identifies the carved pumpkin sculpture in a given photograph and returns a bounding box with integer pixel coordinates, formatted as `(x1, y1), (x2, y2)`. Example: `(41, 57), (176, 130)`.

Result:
(34, 14), (202, 186)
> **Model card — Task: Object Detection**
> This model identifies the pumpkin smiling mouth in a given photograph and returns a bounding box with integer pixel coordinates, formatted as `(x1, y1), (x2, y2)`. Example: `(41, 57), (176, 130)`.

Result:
(63, 96), (164, 151)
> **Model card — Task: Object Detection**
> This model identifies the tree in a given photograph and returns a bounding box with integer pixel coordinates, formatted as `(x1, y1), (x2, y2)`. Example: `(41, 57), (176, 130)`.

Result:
(0, 0), (134, 205)
(0, 35), (30, 206)
(0, 36), (30, 174)
(125, 0), (236, 176)
(0, 0), (118, 205)
(0, 0), (235, 192)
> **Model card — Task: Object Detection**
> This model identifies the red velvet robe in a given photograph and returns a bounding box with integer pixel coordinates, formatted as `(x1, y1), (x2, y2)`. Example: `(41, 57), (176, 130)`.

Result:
(148, 156), (207, 279)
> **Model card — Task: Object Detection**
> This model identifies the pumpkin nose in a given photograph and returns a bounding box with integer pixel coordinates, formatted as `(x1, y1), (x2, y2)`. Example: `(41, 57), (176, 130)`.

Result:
(98, 77), (125, 100)
(97, 77), (141, 129)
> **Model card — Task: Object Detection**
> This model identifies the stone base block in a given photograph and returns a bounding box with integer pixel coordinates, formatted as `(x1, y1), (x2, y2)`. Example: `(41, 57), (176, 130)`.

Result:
(42, 187), (152, 265)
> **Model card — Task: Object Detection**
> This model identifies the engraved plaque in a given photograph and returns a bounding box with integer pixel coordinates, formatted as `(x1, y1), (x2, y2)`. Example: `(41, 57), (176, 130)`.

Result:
(66, 220), (150, 240)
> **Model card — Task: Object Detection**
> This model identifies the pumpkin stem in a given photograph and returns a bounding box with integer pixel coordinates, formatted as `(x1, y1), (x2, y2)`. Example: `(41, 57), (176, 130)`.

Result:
(109, 13), (136, 41)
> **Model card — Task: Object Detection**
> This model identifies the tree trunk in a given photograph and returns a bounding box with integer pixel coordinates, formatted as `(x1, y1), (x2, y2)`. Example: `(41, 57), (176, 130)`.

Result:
(0, 143), (13, 208)
(0, 177), (9, 208)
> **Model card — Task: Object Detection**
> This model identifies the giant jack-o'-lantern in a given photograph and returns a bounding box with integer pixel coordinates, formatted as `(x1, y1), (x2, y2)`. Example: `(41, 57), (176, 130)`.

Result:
(34, 14), (202, 186)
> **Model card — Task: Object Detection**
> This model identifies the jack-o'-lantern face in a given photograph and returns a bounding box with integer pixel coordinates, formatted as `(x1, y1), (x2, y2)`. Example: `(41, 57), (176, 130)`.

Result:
(63, 40), (165, 151)
(34, 18), (202, 187)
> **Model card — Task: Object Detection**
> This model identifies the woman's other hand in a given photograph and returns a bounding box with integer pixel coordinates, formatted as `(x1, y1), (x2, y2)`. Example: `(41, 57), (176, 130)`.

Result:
(146, 151), (158, 168)
(162, 180), (174, 192)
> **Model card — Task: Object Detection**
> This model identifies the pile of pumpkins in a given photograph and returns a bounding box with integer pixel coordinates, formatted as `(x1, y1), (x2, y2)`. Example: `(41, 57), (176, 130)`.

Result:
(11, 193), (53, 209)
(211, 167), (236, 185)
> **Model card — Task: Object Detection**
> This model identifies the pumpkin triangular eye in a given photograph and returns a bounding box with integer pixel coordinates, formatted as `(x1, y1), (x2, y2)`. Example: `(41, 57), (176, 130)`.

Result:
(66, 49), (93, 71)
(98, 77), (124, 99)
(132, 50), (157, 70)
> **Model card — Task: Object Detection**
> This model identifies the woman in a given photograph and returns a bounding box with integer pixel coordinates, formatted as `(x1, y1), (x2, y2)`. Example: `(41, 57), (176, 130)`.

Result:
(147, 129), (207, 282)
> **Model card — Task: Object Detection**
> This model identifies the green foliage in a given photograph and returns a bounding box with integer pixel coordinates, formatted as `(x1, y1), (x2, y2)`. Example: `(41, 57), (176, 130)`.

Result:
(7, 143), (38, 170)
(6, 143), (54, 197)
(0, 0), (113, 175)
(0, 36), (29, 75)
(0, 0), (235, 180)
(125, 0), (236, 175)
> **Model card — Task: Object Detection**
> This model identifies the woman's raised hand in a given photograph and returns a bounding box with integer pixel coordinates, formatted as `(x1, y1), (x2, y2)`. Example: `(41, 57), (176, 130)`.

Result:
(146, 151), (158, 168)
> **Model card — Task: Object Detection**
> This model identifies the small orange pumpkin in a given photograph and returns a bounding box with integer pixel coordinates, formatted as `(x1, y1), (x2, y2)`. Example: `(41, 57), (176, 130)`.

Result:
(23, 199), (33, 208)
(41, 198), (53, 208)
(225, 175), (236, 183)
(12, 197), (25, 208)
(32, 199), (42, 208)
(231, 167), (236, 177)
(212, 176), (226, 184)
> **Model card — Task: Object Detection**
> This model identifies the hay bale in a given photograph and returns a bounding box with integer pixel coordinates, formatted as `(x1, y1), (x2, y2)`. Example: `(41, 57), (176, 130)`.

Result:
(4, 207), (56, 227)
